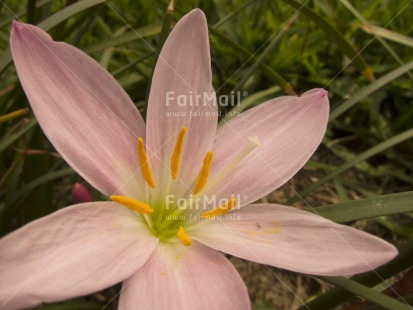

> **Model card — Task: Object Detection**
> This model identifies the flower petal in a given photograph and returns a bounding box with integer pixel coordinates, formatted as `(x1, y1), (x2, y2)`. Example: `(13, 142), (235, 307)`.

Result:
(146, 9), (217, 199)
(191, 204), (398, 276)
(0, 202), (158, 309)
(119, 242), (250, 310)
(10, 22), (146, 198)
(206, 89), (329, 206)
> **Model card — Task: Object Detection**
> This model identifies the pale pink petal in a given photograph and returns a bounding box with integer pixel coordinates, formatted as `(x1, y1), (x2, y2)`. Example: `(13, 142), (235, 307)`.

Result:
(119, 242), (250, 310)
(10, 22), (145, 198)
(146, 9), (217, 199)
(191, 204), (398, 276)
(205, 89), (329, 207)
(0, 202), (158, 310)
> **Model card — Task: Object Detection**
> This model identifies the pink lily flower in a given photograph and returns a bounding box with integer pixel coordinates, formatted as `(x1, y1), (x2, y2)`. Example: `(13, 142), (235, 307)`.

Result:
(1, 9), (397, 310)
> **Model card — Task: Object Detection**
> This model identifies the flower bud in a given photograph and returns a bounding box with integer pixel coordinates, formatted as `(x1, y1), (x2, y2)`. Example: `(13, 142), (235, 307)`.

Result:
(71, 183), (93, 204)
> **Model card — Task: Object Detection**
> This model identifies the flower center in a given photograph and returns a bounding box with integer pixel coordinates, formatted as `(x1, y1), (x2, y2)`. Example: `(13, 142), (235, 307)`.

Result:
(110, 127), (260, 246)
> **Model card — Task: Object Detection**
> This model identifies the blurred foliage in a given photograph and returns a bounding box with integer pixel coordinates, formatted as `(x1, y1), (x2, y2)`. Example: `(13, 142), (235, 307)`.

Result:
(0, 0), (412, 309)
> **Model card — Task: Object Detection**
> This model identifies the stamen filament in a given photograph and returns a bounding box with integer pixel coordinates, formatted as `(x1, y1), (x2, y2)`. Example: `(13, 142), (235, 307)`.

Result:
(197, 136), (260, 195)
(201, 198), (237, 219)
(170, 127), (187, 180)
(110, 195), (154, 214)
(177, 226), (192, 246)
(193, 151), (213, 195)
(137, 138), (156, 188)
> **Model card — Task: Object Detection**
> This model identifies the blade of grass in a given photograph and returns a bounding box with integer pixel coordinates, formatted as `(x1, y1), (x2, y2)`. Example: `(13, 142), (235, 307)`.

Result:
(0, 0), (54, 28)
(333, 177), (349, 202)
(302, 239), (413, 309)
(111, 52), (154, 77)
(0, 167), (74, 234)
(287, 128), (413, 204)
(213, 0), (258, 28)
(0, 156), (23, 188)
(145, 0), (175, 105)
(232, 13), (298, 93)
(0, 108), (28, 124)
(285, 0), (375, 81)
(365, 294), (413, 310)
(209, 27), (295, 94)
(0, 118), (37, 153)
(361, 23), (413, 48)
(36, 0), (108, 30)
(339, 0), (413, 81)
(329, 61), (413, 121)
(71, 7), (104, 45)
(376, 217), (413, 238)
(84, 23), (162, 54)
(340, 178), (380, 197)
(156, 0), (174, 53)
(328, 143), (413, 185)
(54, 6), (103, 42)
(167, 1), (295, 94)
(317, 276), (412, 310)
(10, 168), (74, 208)
(23, 127), (53, 221)
(0, 83), (24, 115)
(98, 26), (126, 68)
(311, 191), (413, 223)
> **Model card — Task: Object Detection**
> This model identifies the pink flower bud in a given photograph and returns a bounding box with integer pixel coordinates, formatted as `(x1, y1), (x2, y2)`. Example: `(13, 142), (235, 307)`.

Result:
(71, 183), (93, 204)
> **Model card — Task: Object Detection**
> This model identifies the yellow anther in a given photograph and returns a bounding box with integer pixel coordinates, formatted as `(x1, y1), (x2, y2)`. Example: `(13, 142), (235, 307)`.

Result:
(177, 226), (192, 246)
(137, 138), (156, 188)
(170, 127), (187, 180)
(201, 198), (237, 219)
(110, 195), (154, 214)
(193, 151), (213, 195)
